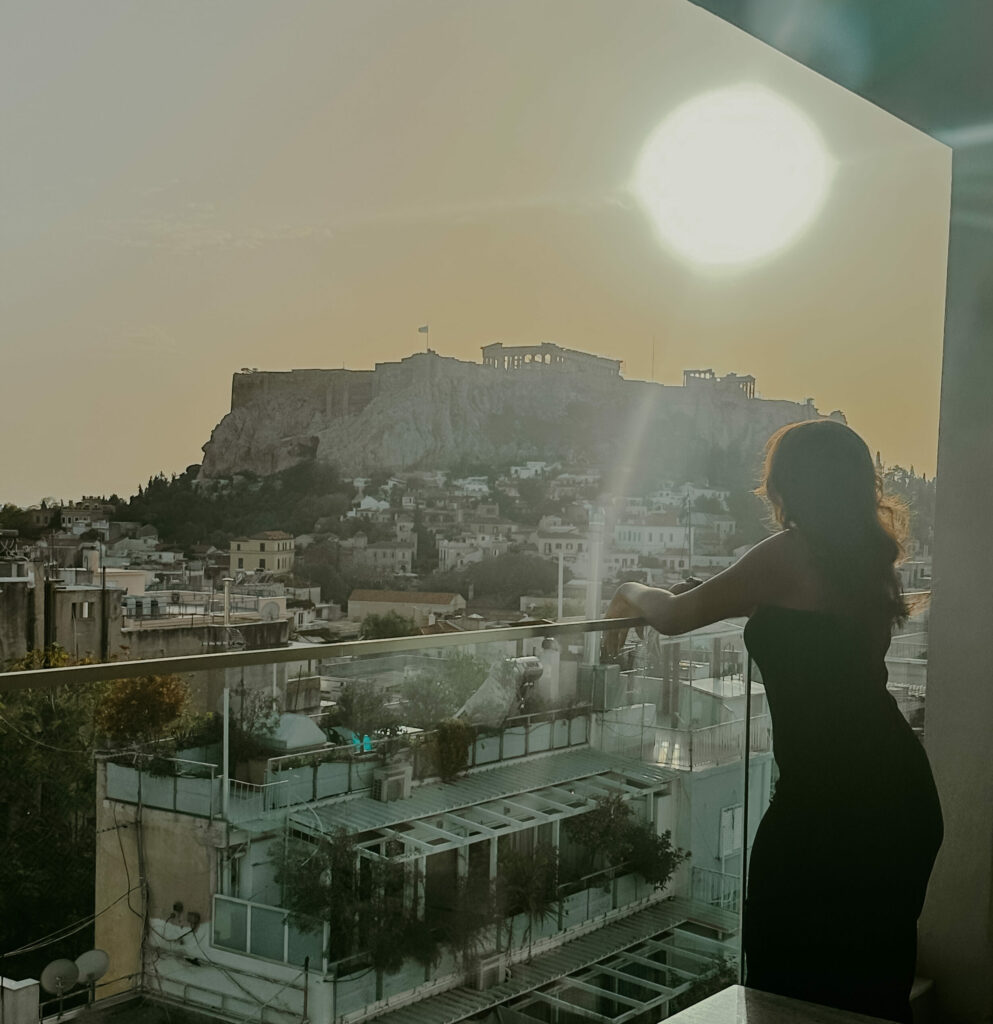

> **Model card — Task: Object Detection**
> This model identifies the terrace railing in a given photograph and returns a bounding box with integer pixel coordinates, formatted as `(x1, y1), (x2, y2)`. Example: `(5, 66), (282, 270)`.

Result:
(654, 714), (772, 771)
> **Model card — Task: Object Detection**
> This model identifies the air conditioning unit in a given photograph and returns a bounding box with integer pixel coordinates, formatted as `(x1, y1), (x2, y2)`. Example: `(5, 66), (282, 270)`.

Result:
(372, 764), (413, 802)
(470, 954), (508, 991)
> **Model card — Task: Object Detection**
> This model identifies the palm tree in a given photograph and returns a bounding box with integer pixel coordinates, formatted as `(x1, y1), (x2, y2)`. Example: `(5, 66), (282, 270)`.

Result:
(498, 843), (559, 961)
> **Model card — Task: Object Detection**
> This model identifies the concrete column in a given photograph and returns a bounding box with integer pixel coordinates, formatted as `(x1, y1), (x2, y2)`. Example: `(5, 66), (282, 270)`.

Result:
(489, 838), (498, 881)
(918, 193), (993, 1024)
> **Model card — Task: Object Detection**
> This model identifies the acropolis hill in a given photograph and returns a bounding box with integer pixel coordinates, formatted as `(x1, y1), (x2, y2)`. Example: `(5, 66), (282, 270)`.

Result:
(198, 344), (842, 481)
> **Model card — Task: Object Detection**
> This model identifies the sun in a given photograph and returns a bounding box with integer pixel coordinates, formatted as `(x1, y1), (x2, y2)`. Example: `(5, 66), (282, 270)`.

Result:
(631, 84), (835, 269)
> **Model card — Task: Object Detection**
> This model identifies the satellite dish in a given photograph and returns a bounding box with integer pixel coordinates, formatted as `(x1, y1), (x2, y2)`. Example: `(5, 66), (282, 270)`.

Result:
(40, 959), (79, 995)
(75, 949), (110, 984)
(260, 600), (280, 622)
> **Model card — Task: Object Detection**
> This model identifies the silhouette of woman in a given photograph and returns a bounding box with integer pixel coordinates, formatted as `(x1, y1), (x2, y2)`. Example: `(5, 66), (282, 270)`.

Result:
(604, 420), (942, 1023)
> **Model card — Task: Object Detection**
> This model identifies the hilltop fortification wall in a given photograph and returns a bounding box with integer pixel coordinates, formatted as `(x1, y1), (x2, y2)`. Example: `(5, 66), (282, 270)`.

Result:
(199, 350), (841, 480)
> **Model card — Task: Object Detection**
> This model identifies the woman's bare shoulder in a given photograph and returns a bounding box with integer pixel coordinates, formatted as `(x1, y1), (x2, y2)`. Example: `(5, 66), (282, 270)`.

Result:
(739, 529), (795, 569)
(754, 528), (829, 609)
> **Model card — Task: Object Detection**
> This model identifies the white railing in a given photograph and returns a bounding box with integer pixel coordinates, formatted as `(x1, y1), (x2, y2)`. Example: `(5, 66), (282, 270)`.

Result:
(654, 714), (772, 771)
(690, 866), (741, 912)
(227, 778), (291, 821)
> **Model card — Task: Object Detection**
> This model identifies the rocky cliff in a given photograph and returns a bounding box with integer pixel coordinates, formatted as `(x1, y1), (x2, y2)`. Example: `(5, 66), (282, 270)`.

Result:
(199, 352), (842, 482)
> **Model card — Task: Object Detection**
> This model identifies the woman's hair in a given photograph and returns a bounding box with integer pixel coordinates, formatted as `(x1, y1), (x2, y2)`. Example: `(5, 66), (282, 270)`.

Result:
(756, 419), (910, 628)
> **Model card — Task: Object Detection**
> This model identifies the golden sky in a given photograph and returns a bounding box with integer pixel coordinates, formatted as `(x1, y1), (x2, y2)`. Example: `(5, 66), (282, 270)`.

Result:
(1, 0), (950, 506)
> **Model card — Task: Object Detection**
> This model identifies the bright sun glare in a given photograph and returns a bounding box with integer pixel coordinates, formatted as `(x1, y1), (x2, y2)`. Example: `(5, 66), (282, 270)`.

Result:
(631, 84), (835, 269)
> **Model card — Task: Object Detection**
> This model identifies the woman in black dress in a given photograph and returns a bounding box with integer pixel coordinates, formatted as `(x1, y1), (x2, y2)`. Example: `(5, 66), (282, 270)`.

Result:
(605, 419), (943, 1023)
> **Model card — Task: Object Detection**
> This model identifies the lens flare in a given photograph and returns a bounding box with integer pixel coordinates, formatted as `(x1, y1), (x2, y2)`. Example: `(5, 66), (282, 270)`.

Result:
(631, 84), (835, 269)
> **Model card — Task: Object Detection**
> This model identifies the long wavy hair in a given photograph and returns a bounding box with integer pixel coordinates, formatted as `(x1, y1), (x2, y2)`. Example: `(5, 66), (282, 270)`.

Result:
(756, 420), (910, 629)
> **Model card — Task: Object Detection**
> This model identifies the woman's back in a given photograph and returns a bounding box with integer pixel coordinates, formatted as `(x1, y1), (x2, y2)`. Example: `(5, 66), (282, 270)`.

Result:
(744, 603), (936, 810)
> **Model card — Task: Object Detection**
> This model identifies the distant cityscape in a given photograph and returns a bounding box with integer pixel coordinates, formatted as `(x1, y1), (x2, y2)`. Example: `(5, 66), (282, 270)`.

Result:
(0, 349), (934, 1024)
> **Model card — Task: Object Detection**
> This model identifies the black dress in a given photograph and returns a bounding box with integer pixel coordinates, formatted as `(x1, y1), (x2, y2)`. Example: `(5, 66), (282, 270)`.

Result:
(742, 605), (943, 1024)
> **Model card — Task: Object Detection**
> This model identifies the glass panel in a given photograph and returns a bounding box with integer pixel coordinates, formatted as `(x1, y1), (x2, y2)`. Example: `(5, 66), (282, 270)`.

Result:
(250, 905), (286, 962)
(213, 898), (248, 952)
(175, 775), (214, 817)
(287, 917), (324, 968)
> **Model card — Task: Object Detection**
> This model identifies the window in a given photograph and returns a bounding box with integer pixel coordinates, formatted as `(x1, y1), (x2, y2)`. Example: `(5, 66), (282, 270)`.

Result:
(720, 804), (744, 857)
(236, 543), (241, 551)
(238, 558), (244, 569)
(259, 558), (266, 570)
(72, 601), (92, 619)
(259, 542), (266, 551)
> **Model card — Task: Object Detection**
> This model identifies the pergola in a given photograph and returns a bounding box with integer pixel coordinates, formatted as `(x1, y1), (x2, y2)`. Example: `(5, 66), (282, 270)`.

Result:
(288, 749), (677, 865)
(508, 929), (731, 1024)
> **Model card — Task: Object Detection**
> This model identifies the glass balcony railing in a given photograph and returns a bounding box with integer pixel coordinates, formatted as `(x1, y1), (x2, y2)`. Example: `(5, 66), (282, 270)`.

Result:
(0, 609), (932, 1024)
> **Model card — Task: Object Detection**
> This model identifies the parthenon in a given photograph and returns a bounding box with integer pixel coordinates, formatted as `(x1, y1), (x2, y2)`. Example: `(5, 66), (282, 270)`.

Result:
(481, 342), (621, 376)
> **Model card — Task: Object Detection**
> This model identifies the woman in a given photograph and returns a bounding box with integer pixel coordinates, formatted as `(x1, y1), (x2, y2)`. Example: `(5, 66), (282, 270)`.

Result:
(604, 419), (942, 1023)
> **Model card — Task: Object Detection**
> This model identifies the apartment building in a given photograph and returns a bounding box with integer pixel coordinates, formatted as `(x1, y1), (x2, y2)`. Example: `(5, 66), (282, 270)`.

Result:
(230, 532), (296, 575)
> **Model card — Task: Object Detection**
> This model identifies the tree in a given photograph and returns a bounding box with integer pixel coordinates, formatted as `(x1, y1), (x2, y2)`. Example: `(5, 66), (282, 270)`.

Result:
(0, 503), (57, 540)
(693, 494), (725, 514)
(399, 673), (455, 730)
(274, 832), (438, 977)
(412, 508), (437, 573)
(0, 646), (102, 979)
(669, 954), (740, 1013)
(95, 674), (191, 748)
(274, 830), (360, 962)
(330, 683), (394, 740)
(458, 552), (568, 608)
(227, 689), (279, 771)
(359, 611), (418, 640)
(883, 463), (936, 552)
(434, 719), (476, 781)
(498, 843), (558, 960)
(564, 794), (687, 890)
(724, 488), (770, 550)
(442, 876), (497, 973)
(400, 651), (489, 729)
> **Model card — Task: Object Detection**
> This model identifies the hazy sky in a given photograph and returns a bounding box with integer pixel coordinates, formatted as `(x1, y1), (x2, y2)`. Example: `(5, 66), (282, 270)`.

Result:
(1, 0), (950, 506)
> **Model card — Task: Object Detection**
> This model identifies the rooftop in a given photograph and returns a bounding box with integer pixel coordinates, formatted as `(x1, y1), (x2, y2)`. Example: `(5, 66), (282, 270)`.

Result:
(349, 589), (464, 604)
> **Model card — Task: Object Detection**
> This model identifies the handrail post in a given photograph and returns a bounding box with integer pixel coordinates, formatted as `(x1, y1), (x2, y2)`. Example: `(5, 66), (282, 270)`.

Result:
(222, 686), (231, 821)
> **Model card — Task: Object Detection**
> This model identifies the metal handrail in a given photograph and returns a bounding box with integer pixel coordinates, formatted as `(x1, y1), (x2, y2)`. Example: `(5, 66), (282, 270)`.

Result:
(3, 590), (930, 694)
(0, 616), (644, 693)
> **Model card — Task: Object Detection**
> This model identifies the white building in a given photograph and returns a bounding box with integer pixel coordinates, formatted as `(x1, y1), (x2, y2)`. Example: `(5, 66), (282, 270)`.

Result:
(452, 476), (491, 497)
(613, 513), (693, 556)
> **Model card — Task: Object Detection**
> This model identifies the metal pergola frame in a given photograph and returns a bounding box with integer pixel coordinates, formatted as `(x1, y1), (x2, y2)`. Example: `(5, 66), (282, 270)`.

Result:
(293, 768), (669, 864)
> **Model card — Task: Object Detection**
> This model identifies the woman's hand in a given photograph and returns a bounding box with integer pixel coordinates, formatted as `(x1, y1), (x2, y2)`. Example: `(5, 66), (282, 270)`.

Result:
(601, 578), (703, 656)
(602, 584), (645, 658)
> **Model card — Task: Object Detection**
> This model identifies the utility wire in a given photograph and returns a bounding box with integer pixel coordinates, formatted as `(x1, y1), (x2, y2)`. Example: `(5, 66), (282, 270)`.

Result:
(3, 886), (143, 958)
(0, 709), (90, 755)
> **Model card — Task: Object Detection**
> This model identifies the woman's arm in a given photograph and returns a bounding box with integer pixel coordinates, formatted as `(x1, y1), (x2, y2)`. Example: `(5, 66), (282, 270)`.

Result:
(604, 531), (794, 644)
